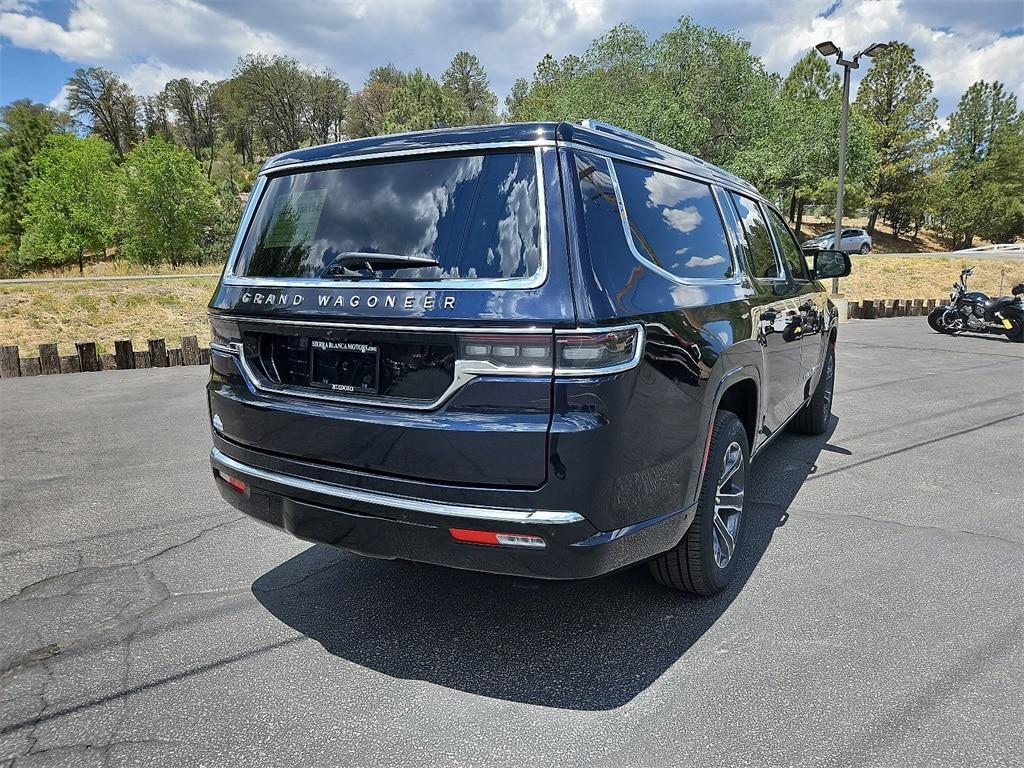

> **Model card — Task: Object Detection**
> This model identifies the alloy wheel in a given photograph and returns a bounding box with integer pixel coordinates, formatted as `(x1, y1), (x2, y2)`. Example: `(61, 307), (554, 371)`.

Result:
(712, 441), (745, 568)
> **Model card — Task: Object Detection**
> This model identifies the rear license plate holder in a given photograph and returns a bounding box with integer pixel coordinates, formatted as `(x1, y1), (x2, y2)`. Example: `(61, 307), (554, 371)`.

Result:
(309, 340), (380, 394)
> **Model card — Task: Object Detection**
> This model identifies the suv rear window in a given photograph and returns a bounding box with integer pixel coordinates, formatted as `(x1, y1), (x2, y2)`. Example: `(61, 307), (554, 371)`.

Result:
(234, 151), (541, 281)
(613, 161), (733, 280)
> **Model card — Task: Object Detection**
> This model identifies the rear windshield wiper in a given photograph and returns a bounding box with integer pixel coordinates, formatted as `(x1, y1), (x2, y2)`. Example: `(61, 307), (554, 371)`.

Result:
(322, 252), (441, 279)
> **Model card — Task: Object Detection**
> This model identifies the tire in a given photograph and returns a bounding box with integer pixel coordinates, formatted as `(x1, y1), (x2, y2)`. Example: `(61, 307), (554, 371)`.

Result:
(859, 243), (870, 254)
(927, 306), (959, 335)
(648, 410), (749, 596)
(790, 342), (834, 435)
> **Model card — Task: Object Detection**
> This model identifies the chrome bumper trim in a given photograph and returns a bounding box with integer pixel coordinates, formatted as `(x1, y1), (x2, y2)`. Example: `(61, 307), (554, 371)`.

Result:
(210, 448), (584, 524)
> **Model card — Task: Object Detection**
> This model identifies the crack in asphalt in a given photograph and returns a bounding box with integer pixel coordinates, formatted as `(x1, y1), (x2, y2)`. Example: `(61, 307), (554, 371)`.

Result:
(0, 516), (245, 685)
(0, 516), (243, 605)
(0, 636), (307, 739)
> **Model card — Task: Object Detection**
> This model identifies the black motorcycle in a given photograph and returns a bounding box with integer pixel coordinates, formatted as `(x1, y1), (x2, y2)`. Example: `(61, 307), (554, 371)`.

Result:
(927, 267), (1024, 343)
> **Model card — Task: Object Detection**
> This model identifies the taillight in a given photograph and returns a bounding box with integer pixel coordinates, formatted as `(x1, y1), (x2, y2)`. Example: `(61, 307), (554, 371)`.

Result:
(555, 327), (641, 374)
(458, 325), (642, 376)
(458, 333), (553, 370)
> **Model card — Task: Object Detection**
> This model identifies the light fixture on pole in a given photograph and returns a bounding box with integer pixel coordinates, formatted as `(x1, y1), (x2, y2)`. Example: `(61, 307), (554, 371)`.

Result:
(815, 40), (888, 295)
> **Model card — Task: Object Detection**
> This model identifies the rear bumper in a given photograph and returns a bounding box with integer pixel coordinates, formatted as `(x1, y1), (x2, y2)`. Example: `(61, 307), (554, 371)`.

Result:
(211, 447), (692, 580)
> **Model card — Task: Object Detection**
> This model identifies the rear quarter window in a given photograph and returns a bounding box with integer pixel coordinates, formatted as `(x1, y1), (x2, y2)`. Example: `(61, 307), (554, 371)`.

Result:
(234, 151), (542, 281)
(612, 161), (733, 281)
(728, 193), (780, 280)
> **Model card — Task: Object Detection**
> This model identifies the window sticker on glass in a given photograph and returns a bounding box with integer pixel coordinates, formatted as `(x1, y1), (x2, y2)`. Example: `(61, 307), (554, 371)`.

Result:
(263, 189), (328, 248)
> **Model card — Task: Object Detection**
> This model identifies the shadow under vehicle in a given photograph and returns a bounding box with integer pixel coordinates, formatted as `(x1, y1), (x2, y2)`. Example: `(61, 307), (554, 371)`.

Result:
(252, 421), (841, 710)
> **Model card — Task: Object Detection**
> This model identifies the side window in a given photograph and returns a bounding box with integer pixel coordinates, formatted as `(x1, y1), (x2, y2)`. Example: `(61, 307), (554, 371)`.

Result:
(765, 207), (809, 280)
(728, 192), (780, 280)
(612, 162), (733, 280)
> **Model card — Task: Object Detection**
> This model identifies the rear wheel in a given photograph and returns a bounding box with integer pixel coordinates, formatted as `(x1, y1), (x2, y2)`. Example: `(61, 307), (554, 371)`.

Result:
(648, 410), (749, 596)
(790, 343), (834, 435)
(859, 243), (870, 254)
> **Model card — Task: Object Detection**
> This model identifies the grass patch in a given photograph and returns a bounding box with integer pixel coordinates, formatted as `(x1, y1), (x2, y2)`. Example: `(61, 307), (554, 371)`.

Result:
(838, 257), (1022, 301)
(0, 258), (1021, 356)
(0, 277), (218, 356)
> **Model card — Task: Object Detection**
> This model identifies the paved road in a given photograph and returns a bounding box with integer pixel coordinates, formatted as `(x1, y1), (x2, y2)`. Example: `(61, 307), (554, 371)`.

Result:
(1, 319), (1022, 767)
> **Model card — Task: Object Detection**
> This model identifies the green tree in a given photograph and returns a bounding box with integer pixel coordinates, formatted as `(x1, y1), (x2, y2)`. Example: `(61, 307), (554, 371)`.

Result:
(442, 52), (498, 125)
(0, 100), (74, 254)
(65, 67), (142, 161)
(504, 17), (775, 169)
(305, 68), (350, 145)
(941, 81), (1023, 246)
(382, 69), (457, 133)
(211, 78), (257, 165)
(231, 54), (310, 154)
(346, 65), (406, 138)
(141, 92), (172, 140)
(732, 51), (873, 234)
(504, 77), (531, 121)
(655, 17), (776, 167)
(163, 78), (219, 176)
(18, 134), (120, 274)
(121, 136), (216, 266)
(854, 42), (937, 235)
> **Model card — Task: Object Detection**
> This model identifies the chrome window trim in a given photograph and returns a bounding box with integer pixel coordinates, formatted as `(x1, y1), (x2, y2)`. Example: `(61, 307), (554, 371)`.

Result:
(561, 141), (760, 202)
(761, 203), (811, 282)
(590, 154), (741, 287)
(724, 190), (788, 284)
(223, 146), (550, 291)
(259, 139), (556, 176)
(211, 447), (584, 524)
(210, 319), (645, 408)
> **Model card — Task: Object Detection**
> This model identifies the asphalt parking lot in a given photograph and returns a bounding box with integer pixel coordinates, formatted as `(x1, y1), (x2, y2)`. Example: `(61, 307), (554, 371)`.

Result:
(1, 317), (1022, 767)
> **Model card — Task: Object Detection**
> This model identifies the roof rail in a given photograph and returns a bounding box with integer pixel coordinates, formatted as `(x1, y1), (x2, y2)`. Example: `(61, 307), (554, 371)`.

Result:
(577, 119), (710, 167)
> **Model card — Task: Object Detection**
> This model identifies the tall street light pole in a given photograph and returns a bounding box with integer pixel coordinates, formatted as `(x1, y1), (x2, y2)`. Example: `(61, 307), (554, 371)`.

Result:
(815, 40), (888, 295)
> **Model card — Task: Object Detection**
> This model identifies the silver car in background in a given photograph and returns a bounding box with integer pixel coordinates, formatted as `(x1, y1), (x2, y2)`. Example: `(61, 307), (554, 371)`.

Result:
(802, 227), (872, 254)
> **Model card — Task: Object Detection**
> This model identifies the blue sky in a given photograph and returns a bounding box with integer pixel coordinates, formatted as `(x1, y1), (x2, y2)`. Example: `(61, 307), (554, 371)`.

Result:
(2, 0), (1022, 119)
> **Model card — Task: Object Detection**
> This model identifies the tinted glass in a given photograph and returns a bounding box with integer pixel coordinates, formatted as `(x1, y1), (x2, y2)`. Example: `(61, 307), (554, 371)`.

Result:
(575, 152), (626, 260)
(235, 152), (541, 280)
(766, 207), (808, 280)
(729, 193), (779, 279)
(613, 162), (732, 280)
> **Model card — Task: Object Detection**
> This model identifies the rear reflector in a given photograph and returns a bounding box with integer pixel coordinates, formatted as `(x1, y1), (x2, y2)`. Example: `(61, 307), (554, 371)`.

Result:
(449, 528), (546, 549)
(217, 470), (247, 494)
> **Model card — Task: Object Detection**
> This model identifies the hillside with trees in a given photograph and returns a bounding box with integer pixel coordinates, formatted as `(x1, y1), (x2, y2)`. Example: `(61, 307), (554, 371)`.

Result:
(0, 18), (1021, 276)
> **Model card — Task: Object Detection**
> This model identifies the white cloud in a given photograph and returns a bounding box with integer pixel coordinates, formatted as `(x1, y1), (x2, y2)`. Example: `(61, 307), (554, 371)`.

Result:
(743, 0), (1023, 117)
(685, 254), (726, 267)
(663, 205), (702, 233)
(47, 84), (68, 111)
(0, 0), (1019, 117)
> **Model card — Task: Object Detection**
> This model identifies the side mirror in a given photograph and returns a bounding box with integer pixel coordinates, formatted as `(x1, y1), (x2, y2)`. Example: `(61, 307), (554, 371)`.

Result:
(813, 249), (851, 279)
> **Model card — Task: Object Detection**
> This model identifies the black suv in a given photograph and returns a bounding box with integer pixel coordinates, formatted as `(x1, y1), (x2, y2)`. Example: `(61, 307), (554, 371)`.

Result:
(207, 120), (850, 595)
